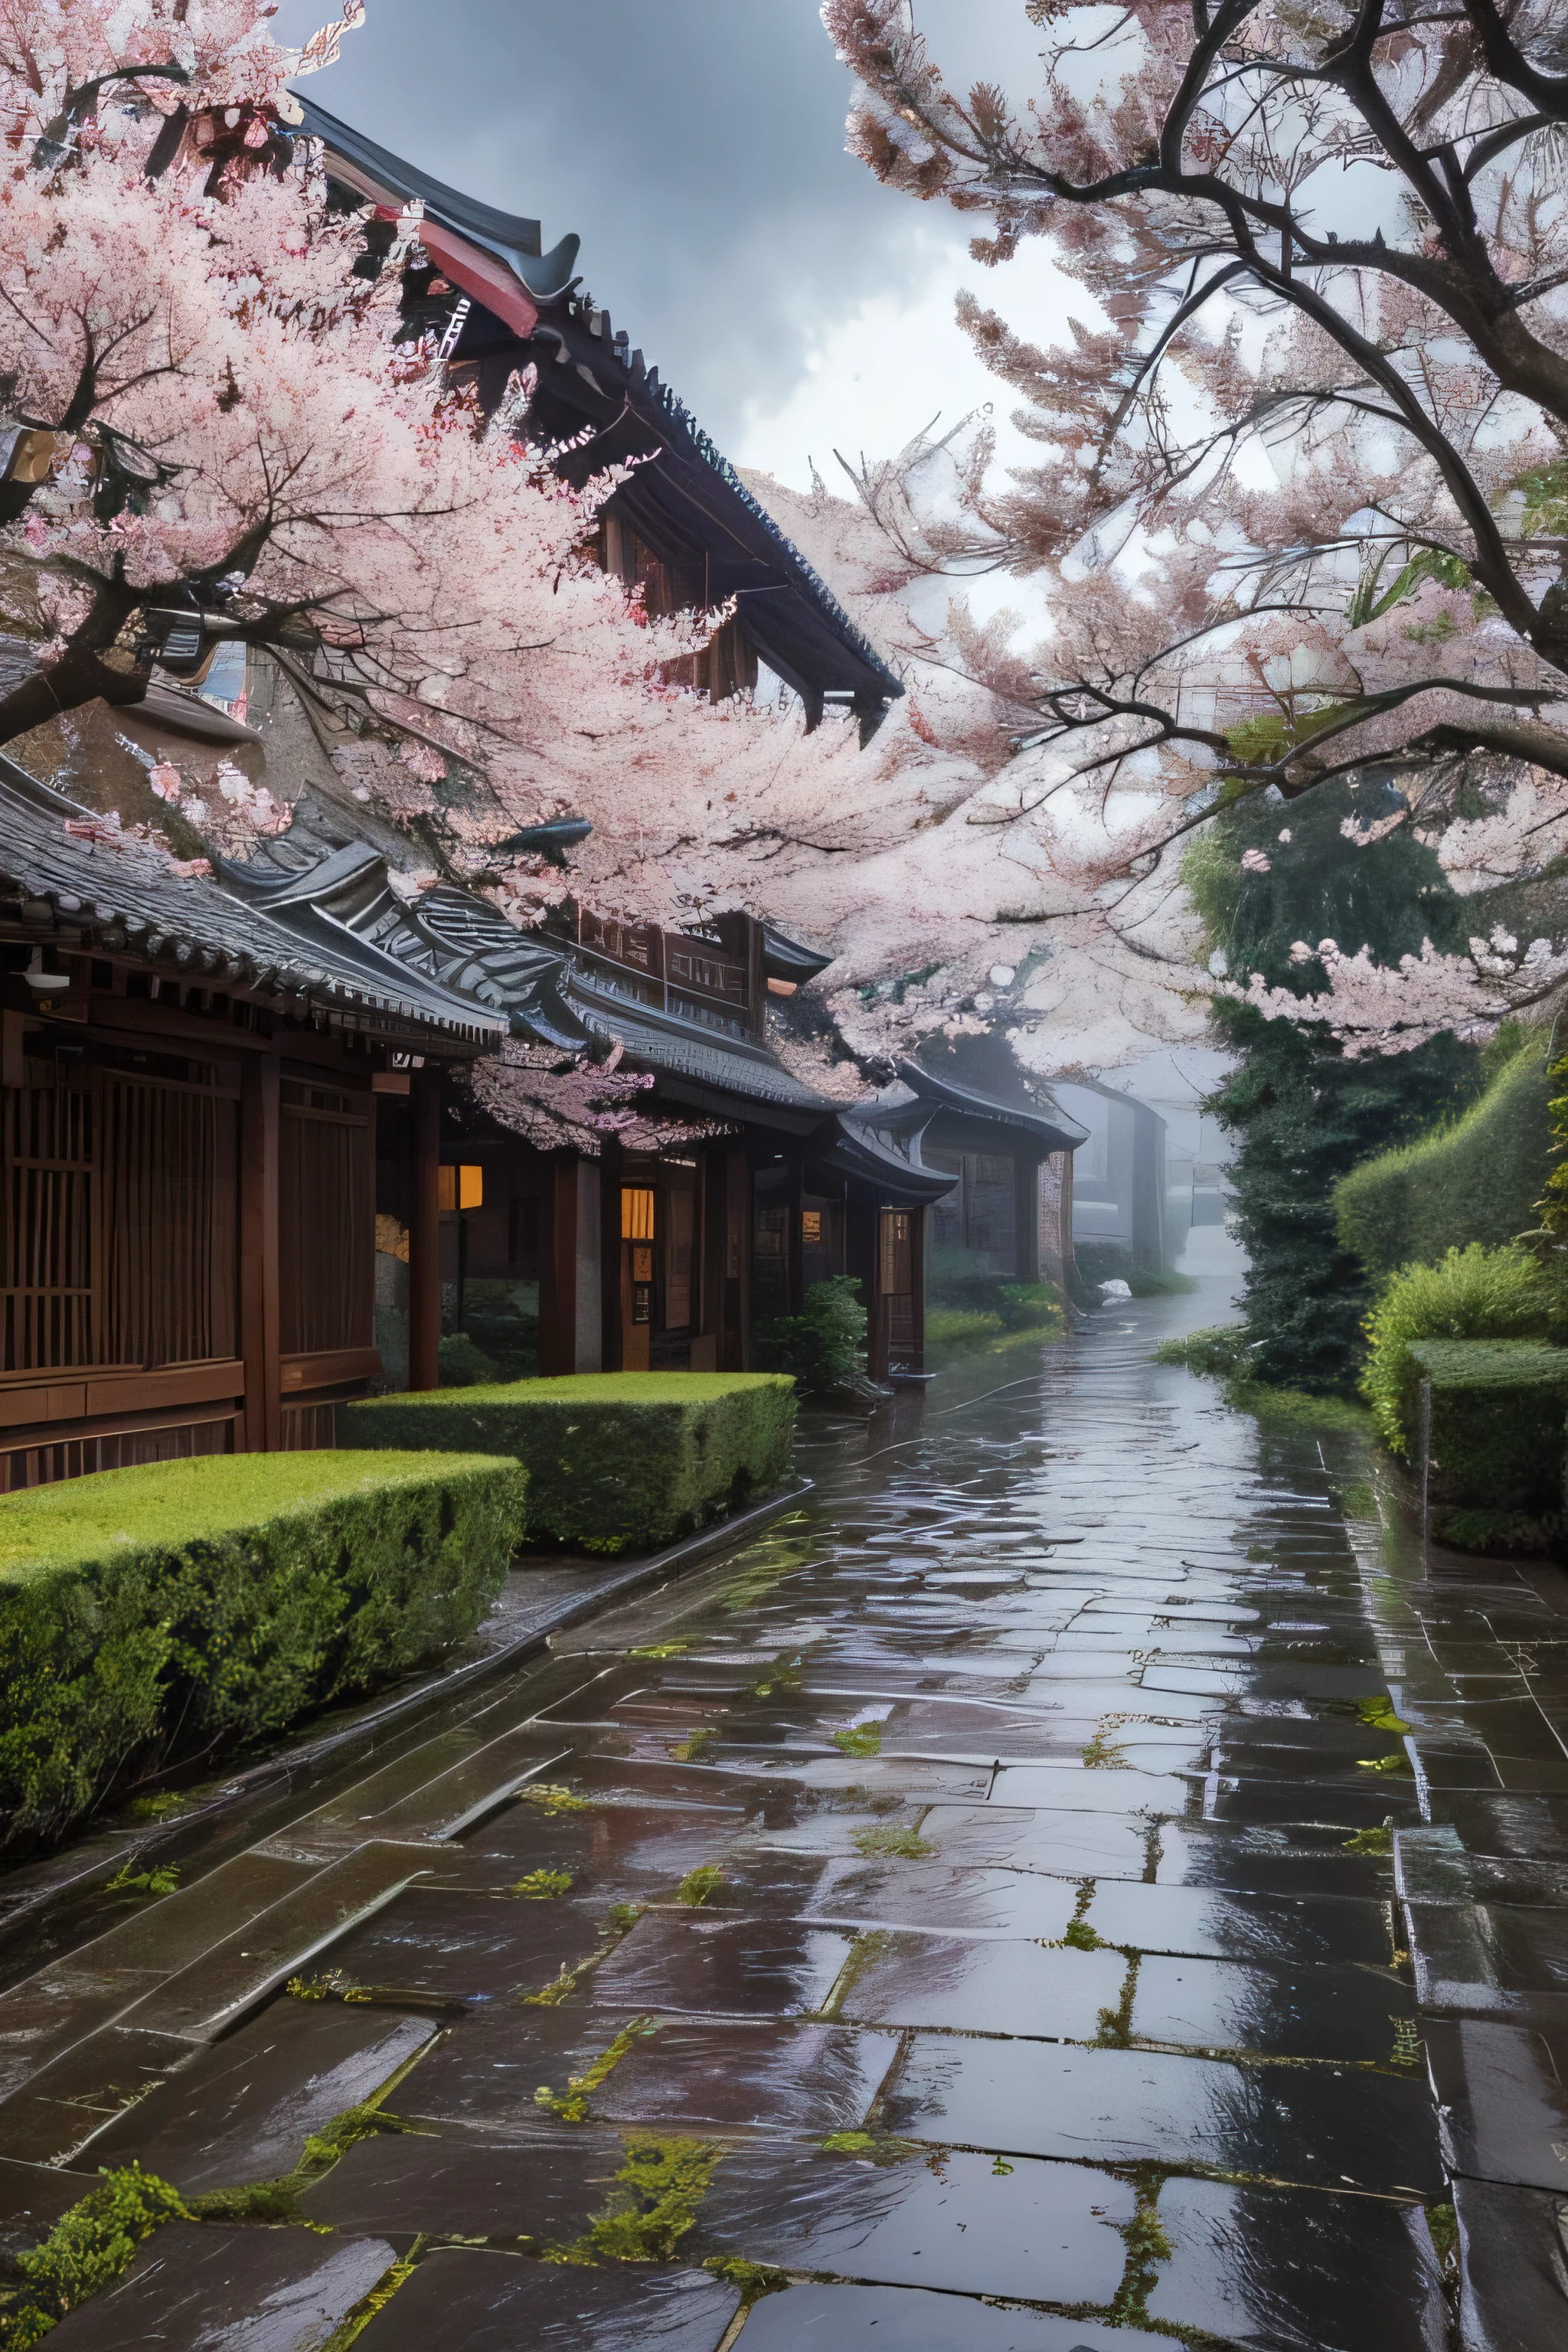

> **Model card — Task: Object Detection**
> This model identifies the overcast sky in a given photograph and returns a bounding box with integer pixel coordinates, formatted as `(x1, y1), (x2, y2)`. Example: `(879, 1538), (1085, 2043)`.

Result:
(273, 0), (1076, 488)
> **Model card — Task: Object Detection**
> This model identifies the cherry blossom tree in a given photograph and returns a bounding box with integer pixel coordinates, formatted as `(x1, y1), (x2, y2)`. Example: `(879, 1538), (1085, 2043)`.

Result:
(822, 1), (1568, 1050)
(0, 3), (838, 911)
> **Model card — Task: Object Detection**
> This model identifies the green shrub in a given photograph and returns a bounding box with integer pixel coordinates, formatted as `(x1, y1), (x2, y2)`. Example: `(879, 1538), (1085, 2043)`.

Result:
(439, 1331), (501, 1387)
(1155, 1325), (1253, 1377)
(751, 1277), (867, 1396)
(926, 1308), (1006, 1351)
(926, 1289), (1064, 1357)
(1335, 1026), (1553, 1280)
(1361, 1244), (1553, 1457)
(1432, 1504), (1563, 1555)
(0, 1450), (524, 1847)
(995, 1281), (1066, 1328)
(341, 1372), (795, 1554)
(1403, 1338), (1568, 1511)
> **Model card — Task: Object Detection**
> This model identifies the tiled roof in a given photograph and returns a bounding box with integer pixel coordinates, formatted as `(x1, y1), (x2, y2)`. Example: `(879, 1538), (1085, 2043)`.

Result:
(0, 758), (505, 1047)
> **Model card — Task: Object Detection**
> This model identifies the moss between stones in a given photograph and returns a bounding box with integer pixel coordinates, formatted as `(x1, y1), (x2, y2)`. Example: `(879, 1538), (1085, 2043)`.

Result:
(533, 2018), (658, 2122)
(675, 1865), (725, 1908)
(340, 1372), (796, 1553)
(0, 2164), (191, 2351)
(510, 1869), (573, 1899)
(852, 1824), (932, 1861)
(0, 1452), (524, 1849)
(553, 2135), (724, 2265)
(518, 1782), (594, 1815)
(831, 1723), (883, 1757)
(1107, 2184), (1175, 2331)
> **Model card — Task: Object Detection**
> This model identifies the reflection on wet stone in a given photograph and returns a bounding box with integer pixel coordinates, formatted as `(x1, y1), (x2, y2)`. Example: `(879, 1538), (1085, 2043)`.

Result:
(351, 2248), (740, 2350)
(44, 2223), (398, 2350)
(0, 1288), (1498, 2347)
(83, 2003), (438, 2190)
(694, 2143), (1135, 2304)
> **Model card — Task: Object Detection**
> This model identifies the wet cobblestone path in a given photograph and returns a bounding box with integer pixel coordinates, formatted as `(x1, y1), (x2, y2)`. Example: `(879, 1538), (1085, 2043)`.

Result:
(2, 1281), (1566, 2349)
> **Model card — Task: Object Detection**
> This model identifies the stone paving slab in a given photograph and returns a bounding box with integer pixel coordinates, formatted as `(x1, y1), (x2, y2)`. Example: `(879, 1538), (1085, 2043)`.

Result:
(697, 2140), (1135, 2306)
(299, 2119), (622, 2239)
(590, 1912), (854, 2018)
(0, 1848), (315, 2096)
(0, 2022), (203, 2167)
(806, 1860), (1080, 1941)
(361, 2249), (741, 2350)
(44, 2221), (397, 2350)
(1083, 1877), (1395, 1965)
(883, 2035), (1443, 2194)
(139, 1841), (439, 2042)
(731, 2282), (1171, 2351)
(1143, 2176), (1445, 2351)
(0, 2153), (96, 2256)
(321, 1886), (608, 2003)
(82, 1998), (436, 2188)
(1452, 2176), (1568, 2352)
(1425, 2013), (1568, 2192)
(593, 2017), (903, 2135)
(837, 1932), (1126, 2043)
(1128, 1950), (1417, 2062)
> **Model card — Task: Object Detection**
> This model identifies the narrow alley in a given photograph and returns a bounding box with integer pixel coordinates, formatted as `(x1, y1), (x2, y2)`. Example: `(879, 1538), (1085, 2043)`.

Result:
(2, 1279), (1565, 2350)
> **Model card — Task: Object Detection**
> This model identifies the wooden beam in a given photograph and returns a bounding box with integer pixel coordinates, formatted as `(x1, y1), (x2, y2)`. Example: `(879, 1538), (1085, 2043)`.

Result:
(239, 1051), (282, 1450)
(409, 1066), (442, 1391)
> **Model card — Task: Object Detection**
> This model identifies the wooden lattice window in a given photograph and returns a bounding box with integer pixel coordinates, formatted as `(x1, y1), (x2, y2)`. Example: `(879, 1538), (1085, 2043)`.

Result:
(0, 1080), (97, 1370)
(102, 1076), (238, 1368)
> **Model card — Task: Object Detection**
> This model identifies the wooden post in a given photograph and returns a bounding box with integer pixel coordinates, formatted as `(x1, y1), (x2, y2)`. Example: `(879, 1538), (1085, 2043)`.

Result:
(1015, 1153), (1040, 1283)
(909, 1205), (927, 1374)
(541, 1155), (578, 1377)
(239, 1050), (281, 1450)
(409, 1067), (441, 1391)
(599, 1137), (624, 1374)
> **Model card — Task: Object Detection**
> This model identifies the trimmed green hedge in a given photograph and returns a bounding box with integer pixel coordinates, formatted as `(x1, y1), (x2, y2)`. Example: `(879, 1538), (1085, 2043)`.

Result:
(1335, 1027), (1553, 1280)
(1406, 1338), (1568, 1512)
(341, 1371), (796, 1554)
(0, 1451), (524, 1847)
(1360, 1242), (1553, 1458)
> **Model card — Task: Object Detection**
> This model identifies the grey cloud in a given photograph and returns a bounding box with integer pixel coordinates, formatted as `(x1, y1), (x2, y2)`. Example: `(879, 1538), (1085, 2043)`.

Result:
(273, 0), (986, 446)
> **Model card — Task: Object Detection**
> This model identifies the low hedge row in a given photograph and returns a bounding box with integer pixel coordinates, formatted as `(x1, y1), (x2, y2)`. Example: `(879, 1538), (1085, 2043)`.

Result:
(1404, 1338), (1568, 1513)
(0, 1451), (524, 1846)
(341, 1370), (795, 1553)
(1360, 1242), (1553, 1458)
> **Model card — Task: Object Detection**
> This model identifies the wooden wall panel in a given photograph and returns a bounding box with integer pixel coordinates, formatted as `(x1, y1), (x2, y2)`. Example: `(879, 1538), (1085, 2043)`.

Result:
(103, 1079), (237, 1370)
(279, 1099), (374, 1356)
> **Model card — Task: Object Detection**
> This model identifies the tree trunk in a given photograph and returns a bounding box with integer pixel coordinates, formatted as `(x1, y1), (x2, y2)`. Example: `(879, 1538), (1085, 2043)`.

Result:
(0, 644), (150, 746)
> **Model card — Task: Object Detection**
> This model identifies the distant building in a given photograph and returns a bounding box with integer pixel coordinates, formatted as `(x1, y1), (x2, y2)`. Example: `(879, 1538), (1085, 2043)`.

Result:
(1050, 1078), (1168, 1278)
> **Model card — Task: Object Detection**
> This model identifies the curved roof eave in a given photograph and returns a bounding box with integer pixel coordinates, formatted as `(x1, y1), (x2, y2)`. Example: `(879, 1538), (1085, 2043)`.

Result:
(894, 1057), (1089, 1153)
(292, 94), (582, 299)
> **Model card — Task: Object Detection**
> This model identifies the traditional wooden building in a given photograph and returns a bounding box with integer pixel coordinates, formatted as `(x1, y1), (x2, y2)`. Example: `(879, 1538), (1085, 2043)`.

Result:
(0, 759), (506, 1487)
(292, 96), (905, 737)
(378, 897), (1084, 1388)
(859, 1054), (1088, 1305)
